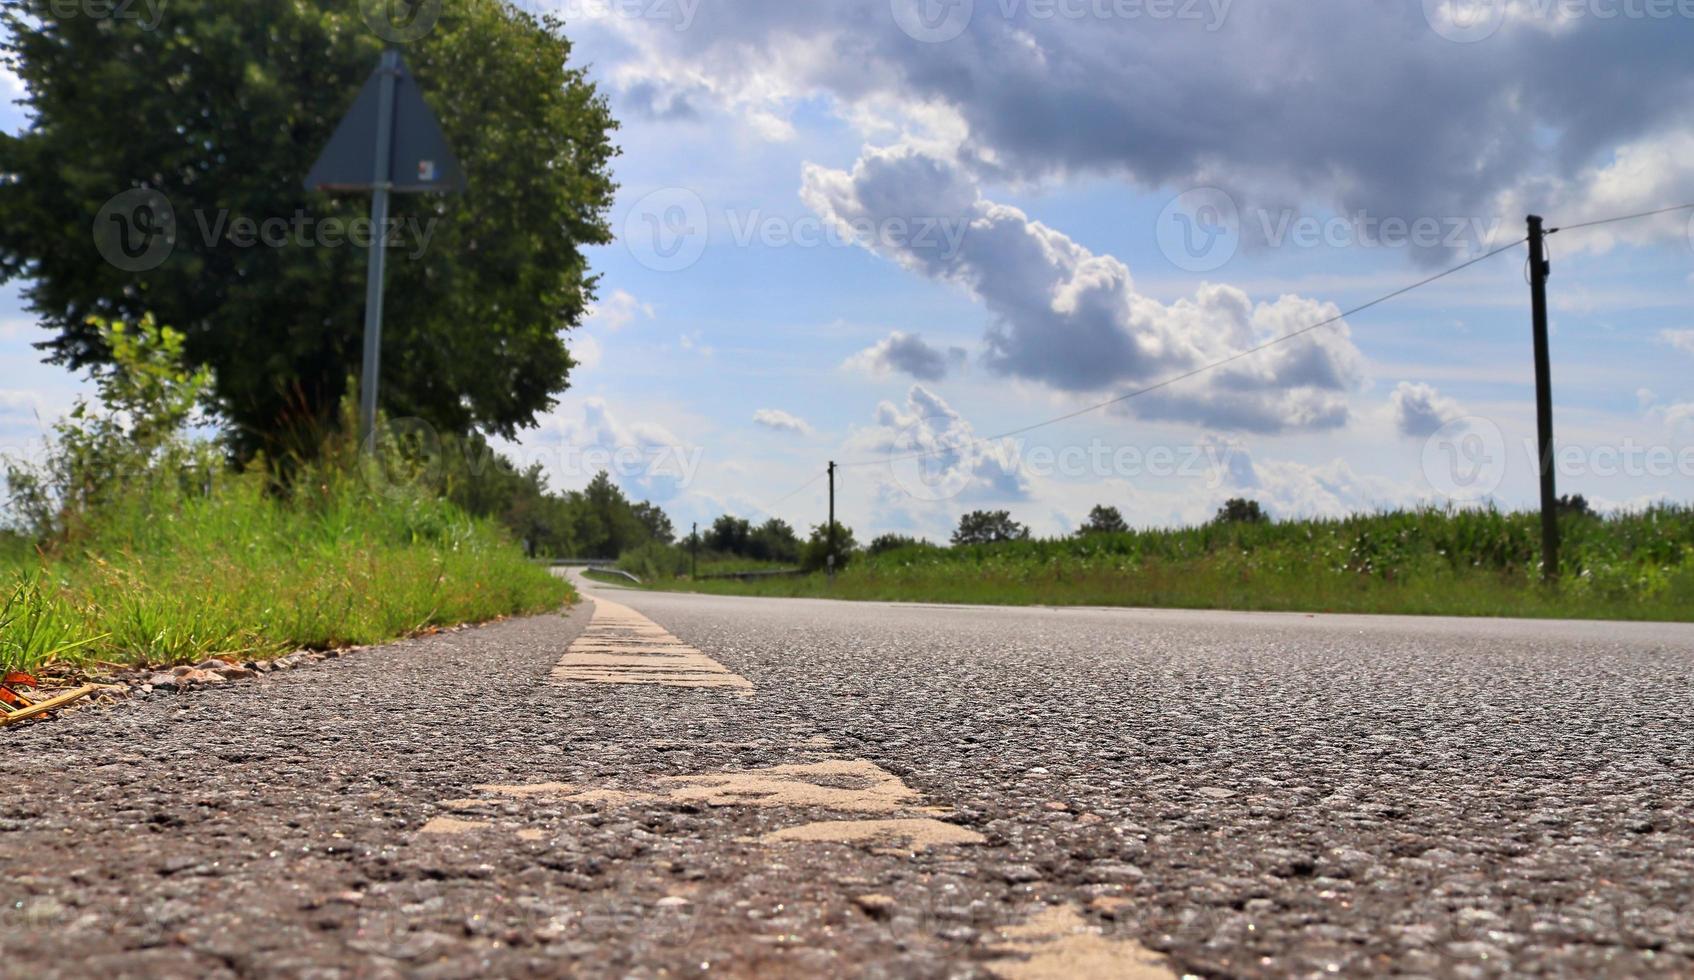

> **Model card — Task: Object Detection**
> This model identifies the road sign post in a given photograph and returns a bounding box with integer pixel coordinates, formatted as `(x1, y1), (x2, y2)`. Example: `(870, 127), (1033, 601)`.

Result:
(307, 49), (465, 448)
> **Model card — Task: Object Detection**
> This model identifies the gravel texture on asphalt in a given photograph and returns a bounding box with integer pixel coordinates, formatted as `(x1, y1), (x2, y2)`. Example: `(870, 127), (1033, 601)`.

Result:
(3, 575), (1692, 978)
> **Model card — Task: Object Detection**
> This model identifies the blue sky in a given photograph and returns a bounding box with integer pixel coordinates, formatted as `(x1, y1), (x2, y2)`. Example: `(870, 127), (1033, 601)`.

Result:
(5, 0), (1693, 540)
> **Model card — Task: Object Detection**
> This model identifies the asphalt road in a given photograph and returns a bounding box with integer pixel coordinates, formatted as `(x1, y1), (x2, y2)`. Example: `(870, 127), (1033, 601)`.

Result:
(4, 575), (1692, 978)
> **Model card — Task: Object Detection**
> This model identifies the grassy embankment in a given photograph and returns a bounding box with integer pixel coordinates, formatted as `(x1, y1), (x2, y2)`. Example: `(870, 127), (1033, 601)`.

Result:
(0, 470), (571, 678)
(632, 506), (1694, 621)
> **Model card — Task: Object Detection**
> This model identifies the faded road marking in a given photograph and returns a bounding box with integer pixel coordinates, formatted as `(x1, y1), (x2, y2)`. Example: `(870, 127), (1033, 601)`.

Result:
(552, 597), (752, 693)
(988, 907), (1173, 980)
(660, 759), (938, 813)
(761, 818), (986, 850)
(419, 817), (490, 836)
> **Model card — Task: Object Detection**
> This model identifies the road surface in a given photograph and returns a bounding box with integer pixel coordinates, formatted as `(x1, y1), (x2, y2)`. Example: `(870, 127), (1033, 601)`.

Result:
(4, 574), (1691, 977)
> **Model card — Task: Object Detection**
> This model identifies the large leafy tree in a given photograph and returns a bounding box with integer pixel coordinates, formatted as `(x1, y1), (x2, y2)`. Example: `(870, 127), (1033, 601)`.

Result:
(0, 0), (618, 457)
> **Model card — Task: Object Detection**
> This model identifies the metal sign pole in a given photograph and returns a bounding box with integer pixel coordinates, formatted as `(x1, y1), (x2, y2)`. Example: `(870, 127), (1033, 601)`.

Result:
(359, 49), (401, 448)
(308, 48), (463, 446)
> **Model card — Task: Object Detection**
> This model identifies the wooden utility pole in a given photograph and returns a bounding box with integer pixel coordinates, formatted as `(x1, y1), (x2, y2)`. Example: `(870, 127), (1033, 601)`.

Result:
(827, 461), (837, 585)
(1527, 215), (1560, 583)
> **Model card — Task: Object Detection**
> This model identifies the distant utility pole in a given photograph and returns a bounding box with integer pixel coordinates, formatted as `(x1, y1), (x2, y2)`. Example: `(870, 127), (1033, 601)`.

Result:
(690, 522), (698, 580)
(1527, 215), (1560, 584)
(827, 461), (837, 585)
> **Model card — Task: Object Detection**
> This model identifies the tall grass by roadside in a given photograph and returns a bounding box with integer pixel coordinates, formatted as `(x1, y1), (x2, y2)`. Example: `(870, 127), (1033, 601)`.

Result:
(0, 315), (569, 677)
(0, 467), (571, 676)
(640, 505), (1694, 621)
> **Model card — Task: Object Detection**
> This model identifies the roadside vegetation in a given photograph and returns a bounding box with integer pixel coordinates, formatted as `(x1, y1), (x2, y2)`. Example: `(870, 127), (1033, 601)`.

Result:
(630, 502), (1694, 622)
(0, 318), (569, 678)
(615, 515), (848, 581)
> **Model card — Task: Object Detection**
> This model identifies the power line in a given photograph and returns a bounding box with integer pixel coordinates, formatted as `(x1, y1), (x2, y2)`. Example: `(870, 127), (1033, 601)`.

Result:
(845, 235), (1529, 469)
(754, 470), (825, 514)
(1550, 201), (1694, 234)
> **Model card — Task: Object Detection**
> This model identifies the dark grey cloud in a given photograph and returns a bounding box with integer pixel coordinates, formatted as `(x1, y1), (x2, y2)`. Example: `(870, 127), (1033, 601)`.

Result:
(588, 1), (1694, 255)
(846, 331), (967, 381)
(1390, 381), (1463, 438)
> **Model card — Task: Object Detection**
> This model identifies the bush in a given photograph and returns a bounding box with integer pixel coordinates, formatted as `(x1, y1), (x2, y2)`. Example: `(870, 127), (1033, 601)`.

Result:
(802, 522), (858, 572)
(867, 533), (930, 557)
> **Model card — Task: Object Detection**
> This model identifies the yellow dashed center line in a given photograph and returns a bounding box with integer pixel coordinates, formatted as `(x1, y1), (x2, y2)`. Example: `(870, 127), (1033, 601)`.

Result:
(551, 597), (754, 693)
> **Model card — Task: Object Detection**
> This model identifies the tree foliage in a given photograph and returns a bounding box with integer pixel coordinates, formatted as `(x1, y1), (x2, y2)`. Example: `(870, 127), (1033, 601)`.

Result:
(0, 0), (619, 458)
(1214, 498), (1269, 525)
(1079, 505), (1128, 535)
(952, 510), (1030, 546)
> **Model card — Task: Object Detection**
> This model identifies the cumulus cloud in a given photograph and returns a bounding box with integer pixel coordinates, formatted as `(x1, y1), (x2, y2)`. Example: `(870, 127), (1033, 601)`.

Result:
(543, 397), (702, 501)
(1641, 390), (1694, 431)
(752, 408), (814, 436)
(1663, 329), (1694, 356)
(582, 0), (1694, 257)
(1389, 381), (1465, 438)
(586, 290), (655, 332)
(803, 145), (1364, 433)
(847, 385), (1029, 505)
(844, 331), (966, 381)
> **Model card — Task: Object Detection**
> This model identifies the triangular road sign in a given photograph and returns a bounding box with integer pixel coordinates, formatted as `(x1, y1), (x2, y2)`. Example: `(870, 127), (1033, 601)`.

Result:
(306, 52), (465, 193)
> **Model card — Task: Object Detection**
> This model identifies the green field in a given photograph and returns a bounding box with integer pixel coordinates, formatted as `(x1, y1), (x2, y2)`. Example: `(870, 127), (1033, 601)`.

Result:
(630, 505), (1694, 621)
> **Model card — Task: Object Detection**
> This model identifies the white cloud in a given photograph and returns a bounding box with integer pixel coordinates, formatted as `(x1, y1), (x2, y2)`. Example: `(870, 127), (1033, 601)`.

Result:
(1662, 329), (1694, 356)
(1389, 381), (1465, 438)
(847, 385), (1030, 510)
(843, 331), (966, 381)
(1208, 437), (1423, 520)
(752, 408), (814, 436)
(571, 333), (603, 372)
(536, 397), (703, 501)
(803, 144), (1365, 433)
(586, 290), (655, 332)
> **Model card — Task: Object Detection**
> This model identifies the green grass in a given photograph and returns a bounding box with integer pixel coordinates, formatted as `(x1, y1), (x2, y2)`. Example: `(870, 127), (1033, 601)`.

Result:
(0, 471), (573, 677)
(633, 505), (1694, 622)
